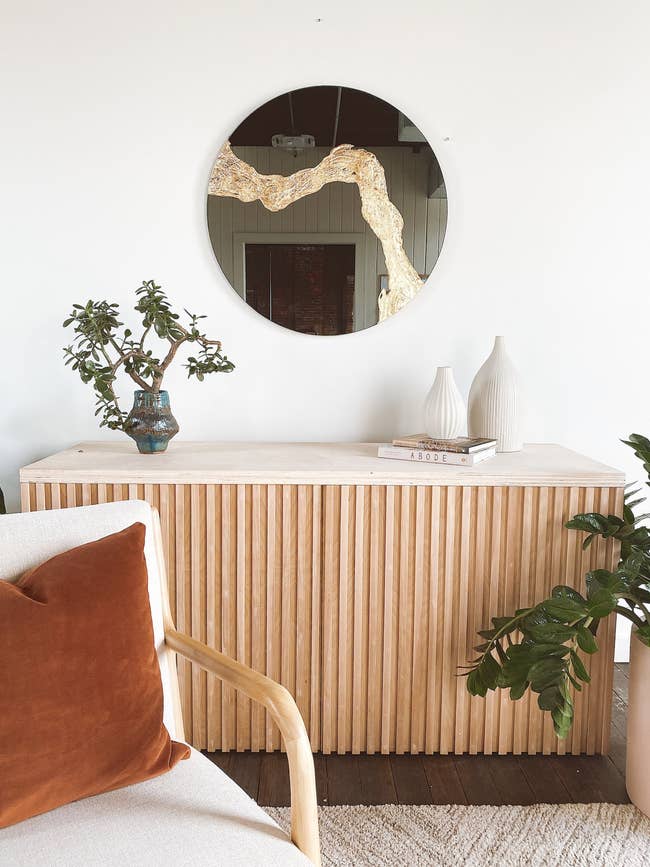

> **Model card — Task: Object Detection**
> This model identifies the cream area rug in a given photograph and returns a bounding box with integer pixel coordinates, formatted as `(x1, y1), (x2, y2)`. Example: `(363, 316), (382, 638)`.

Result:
(267, 804), (650, 866)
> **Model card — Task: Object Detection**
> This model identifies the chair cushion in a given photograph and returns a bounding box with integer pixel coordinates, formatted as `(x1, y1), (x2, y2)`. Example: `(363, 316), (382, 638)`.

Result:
(0, 748), (310, 866)
(0, 501), (181, 740)
(0, 523), (189, 828)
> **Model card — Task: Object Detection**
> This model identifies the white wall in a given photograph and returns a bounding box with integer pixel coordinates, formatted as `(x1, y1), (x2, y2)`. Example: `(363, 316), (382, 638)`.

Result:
(2, 1), (649, 658)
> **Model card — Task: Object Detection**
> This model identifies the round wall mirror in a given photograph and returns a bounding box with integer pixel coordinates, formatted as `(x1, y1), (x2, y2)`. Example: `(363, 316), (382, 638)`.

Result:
(207, 85), (447, 335)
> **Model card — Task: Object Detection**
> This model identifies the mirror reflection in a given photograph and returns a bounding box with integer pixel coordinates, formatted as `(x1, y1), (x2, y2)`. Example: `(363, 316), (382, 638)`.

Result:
(207, 85), (447, 335)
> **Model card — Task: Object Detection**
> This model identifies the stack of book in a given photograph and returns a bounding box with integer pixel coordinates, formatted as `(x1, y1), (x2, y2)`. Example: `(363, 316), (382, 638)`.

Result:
(378, 434), (497, 466)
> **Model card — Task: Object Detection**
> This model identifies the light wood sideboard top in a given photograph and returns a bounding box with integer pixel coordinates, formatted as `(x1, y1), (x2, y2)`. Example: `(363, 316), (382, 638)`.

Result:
(20, 441), (624, 487)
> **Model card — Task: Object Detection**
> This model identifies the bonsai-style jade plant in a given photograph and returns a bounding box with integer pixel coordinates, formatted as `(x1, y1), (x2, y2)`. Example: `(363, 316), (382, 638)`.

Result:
(63, 280), (234, 452)
(465, 434), (650, 739)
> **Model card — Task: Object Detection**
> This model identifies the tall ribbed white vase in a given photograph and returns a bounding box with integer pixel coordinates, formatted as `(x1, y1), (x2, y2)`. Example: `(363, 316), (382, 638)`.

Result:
(423, 366), (466, 439)
(467, 336), (522, 452)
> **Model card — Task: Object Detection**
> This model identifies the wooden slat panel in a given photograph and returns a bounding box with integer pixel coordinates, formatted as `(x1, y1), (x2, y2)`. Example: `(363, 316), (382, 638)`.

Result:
(453, 488), (473, 754)
(497, 487), (520, 754)
(425, 487), (444, 753)
(235, 485), (252, 751)
(50, 483), (62, 509)
(569, 487), (592, 754)
(410, 486), (430, 752)
(396, 486), (415, 753)
(265, 485), (282, 751)
(35, 483), (47, 511)
(250, 484), (267, 751)
(483, 487), (504, 755)
(191, 484), (207, 747)
(322, 486), (339, 754)
(352, 485), (370, 754)
(337, 486), (354, 754)
(366, 485), (385, 754)
(158, 484), (174, 622)
(564, 486), (582, 756)
(206, 484), (222, 751)
(513, 486), (535, 755)
(381, 486), (400, 753)
(281, 486), (297, 712)
(468, 486), (489, 754)
(527, 486), (549, 754)
(24, 478), (620, 756)
(175, 484), (192, 736)
(440, 487), (457, 754)
(296, 486), (312, 743)
(309, 486), (322, 750)
(221, 485), (236, 750)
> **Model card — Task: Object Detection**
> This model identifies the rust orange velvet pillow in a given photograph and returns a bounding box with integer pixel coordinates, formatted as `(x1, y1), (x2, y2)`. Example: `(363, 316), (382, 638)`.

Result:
(0, 522), (189, 828)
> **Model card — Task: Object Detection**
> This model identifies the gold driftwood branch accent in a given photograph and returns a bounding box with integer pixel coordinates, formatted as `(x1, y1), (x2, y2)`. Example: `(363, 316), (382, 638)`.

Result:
(208, 142), (423, 321)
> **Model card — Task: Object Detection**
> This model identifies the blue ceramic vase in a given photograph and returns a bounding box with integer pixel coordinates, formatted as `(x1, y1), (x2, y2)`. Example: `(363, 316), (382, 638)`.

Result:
(124, 390), (179, 454)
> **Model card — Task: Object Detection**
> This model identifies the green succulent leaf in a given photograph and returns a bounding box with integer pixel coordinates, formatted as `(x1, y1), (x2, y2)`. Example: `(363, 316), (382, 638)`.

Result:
(551, 585), (587, 604)
(467, 668), (487, 698)
(525, 622), (577, 644)
(509, 679), (529, 701)
(528, 658), (567, 694)
(541, 596), (587, 621)
(538, 685), (563, 711)
(576, 626), (599, 654)
(585, 586), (617, 619)
(569, 650), (591, 683)
(478, 654), (501, 691)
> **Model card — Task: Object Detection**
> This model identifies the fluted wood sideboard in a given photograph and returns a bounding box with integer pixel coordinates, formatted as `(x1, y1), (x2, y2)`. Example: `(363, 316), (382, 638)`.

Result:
(20, 442), (624, 756)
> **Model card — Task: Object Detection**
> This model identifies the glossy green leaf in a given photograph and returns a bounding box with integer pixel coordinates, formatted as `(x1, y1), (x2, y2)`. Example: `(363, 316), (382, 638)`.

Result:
(576, 626), (598, 654)
(541, 597), (587, 621)
(525, 622), (576, 643)
(467, 669), (487, 697)
(569, 650), (591, 683)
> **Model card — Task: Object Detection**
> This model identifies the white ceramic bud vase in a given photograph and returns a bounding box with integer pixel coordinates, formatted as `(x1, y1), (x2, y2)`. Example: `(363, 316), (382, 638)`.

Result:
(467, 336), (522, 452)
(423, 366), (466, 439)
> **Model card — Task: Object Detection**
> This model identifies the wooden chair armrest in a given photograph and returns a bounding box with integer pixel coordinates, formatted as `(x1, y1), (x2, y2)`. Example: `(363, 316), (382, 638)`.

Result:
(165, 628), (320, 865)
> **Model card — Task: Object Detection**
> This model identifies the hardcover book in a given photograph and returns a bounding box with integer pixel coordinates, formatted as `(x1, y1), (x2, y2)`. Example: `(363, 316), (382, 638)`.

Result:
(392, 434), (497, 454)
(378, 445), (496, 466)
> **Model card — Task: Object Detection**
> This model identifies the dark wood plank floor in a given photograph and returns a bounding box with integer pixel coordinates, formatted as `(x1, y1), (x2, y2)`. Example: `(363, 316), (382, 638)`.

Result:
(203, 663), (630, 807)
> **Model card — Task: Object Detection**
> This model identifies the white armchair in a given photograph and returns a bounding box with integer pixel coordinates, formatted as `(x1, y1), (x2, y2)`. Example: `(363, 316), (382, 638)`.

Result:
(0, 500), (320, 866)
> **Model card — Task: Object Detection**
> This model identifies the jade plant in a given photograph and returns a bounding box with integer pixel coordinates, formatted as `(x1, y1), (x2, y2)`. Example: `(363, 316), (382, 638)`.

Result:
(464, 434), (650, 738)
(63, 280), (234, 430)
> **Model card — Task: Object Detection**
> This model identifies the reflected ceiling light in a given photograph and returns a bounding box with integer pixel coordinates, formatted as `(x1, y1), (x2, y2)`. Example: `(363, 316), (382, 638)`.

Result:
(272, 91), (315, 155)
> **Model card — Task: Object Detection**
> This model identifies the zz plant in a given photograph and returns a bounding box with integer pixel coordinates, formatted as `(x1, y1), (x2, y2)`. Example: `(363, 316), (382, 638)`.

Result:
(465, 434), (650, 739)
(63, 280), (234, 430)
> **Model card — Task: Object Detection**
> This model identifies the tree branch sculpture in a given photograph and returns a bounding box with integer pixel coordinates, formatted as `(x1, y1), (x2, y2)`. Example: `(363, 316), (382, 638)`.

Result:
(208, 142), (423, 321)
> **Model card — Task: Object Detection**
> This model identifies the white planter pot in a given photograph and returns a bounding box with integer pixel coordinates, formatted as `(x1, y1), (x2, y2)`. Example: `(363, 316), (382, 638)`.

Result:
(423, 366), (466, 439)
(467, 336), (522, 452)
(627, 631), (650, 817)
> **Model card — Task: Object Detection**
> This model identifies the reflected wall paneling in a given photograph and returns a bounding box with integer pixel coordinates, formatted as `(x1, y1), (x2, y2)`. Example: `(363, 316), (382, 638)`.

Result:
(20, 442), (623, 756)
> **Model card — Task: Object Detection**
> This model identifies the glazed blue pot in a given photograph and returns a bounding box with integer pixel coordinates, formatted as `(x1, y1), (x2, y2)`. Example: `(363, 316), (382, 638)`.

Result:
(124, 390), (179, 454)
